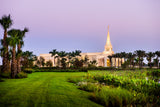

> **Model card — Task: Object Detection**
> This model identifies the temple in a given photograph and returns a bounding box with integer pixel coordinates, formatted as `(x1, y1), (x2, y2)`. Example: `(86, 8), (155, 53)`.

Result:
(38, 26), (123, 67)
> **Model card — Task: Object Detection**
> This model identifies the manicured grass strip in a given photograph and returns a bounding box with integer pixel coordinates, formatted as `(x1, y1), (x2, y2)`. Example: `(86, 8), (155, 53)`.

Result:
(0, 72), (102, 107)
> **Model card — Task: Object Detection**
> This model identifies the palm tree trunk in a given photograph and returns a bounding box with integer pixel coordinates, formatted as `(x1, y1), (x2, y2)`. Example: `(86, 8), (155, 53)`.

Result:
(17, 44), (21, 73)
(139, 57), (141, 68)
(11, 46), (16, 78)
(2, 29), (10, 72)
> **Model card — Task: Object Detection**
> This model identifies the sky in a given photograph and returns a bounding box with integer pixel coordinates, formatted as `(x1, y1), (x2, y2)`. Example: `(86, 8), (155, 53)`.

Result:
(0, 0), (160, 58)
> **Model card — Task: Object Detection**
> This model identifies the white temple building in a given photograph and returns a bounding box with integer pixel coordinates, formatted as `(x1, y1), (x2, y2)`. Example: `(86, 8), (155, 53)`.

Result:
(38, 26), (123, 67)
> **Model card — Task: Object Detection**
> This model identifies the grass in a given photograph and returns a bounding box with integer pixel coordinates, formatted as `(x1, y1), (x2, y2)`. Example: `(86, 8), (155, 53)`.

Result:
(0, 72), (102, 107)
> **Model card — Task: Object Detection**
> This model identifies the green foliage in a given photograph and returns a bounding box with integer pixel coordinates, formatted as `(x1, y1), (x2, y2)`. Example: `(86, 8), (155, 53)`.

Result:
(0, 72), (11, 78)
(15, 72), (27, 78)
(92, 87), (133, 107)
(147, 69), (160, 77)
(71, 70), (160, 106)
(23, 68), (35, 73)
(78, 82), (100, 92)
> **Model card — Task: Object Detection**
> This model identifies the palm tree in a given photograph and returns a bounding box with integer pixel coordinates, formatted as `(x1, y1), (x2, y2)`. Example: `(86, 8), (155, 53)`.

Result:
(21, 51), (36, 68)
(135, 50), (145, 68)
(0, 14), (13, 72)
(121, 52), (126, 62)
(155, 51), (160, 68)
(57, 51), (67, 68)
(17, 28), (28, 73)
(46, 60), (53, 67)
(146, 52), (155, 68)
(127, 52), (136, 68)
(49, 49), (57, 67)
(7, 29), (19, 78)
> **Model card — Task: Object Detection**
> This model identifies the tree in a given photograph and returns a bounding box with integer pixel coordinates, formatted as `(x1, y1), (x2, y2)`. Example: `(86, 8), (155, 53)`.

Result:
(49, 49), (57, 67)
(57, 51), (67, 68)
(38, 56), (45, 67)
(0, 14), (13, 72)
(46, 60), (53, 67)
(121, 52), (127, 62)
(155, 51), (160, 68)
(146, 52), (155, 68)
(135, 50), (145, 68)
(127, 52), (136, 68)
(83, 55), (89, 67)
(7, 29), (19, 78)
(89, 60), (97, 67)
(21, 51), (37, 68)
(17, 28), (28, 73)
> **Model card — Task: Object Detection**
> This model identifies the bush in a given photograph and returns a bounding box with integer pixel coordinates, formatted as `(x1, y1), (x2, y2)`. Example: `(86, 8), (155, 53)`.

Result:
(147, 70), (160, 77)
(15, 72), (28, 78)
(0, 72), (11, 78)
(24, 68), (35, 73)
(78, 82), (100, 92)
(91, 87), (133, 107)
(68, 77), (83, 83)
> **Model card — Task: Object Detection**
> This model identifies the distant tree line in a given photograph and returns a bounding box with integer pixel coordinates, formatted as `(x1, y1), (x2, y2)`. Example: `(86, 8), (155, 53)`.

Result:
(35, 49), (97, 68)
(108, 50), (160, 69)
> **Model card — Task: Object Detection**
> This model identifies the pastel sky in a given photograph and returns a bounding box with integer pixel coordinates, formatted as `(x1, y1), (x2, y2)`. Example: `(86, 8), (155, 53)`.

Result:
(0, 0), (160, 57)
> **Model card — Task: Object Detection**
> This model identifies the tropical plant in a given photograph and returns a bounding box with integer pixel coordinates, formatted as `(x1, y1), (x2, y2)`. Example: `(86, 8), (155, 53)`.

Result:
(45, 60), (53, 67)
(83, 55), (89, 67)
(57, 51), (67, 68)
(17, 28), (28, 73)
(155, 51), (160, 68)
(146, 52), (155, 68)
(127, 52), (136, 68)
(49, 49), (57, 67)
(135, 50), (145, 68)
(21, 51), (37, 68)
(7, 29), (19, 78)
(0, 14), (13, 72)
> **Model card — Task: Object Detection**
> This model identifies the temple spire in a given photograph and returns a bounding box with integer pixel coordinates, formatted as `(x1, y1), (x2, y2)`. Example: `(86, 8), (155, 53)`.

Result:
(104, 25), (113, 53)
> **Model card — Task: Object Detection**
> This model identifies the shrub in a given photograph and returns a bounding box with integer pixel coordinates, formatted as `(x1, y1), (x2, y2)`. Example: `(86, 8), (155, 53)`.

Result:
(91, 87), (133, 107)
(68, 77), (83, 83)
(0, 72), (11, 78)
(15, 72), (28, 78)
(147, 70), (160, 77)
(78, 82), (100, 92)
(24, 68), (35, 73)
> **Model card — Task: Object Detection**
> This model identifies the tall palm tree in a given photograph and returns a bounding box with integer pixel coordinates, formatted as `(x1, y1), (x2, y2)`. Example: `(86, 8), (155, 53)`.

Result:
(127, 52), (136, 68)
(155, 51), (160, 68)
(57, 51), (67, 68)
(7, 29), (19, 78)
(17, 28), (28, 73)
(121, 52), (126, 62)
(0, 14), (13, 72)
(135, 50), (145, 68)
(49, 49), (57, 67)
(146, 52), (155, 68)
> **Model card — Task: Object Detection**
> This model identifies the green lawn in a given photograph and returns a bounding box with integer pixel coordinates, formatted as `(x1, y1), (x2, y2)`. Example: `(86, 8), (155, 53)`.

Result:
(0, 72), (102, 107)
